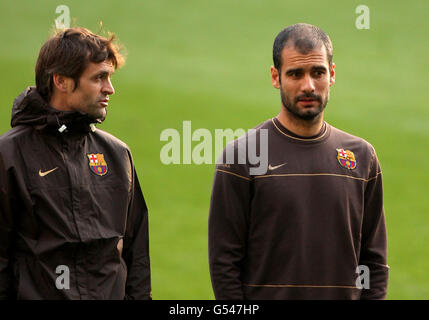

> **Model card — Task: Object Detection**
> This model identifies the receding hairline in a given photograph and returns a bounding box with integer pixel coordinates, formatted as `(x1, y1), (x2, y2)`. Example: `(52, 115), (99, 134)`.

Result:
(273, 23), (333, 71)
(282, 41), (330, 65)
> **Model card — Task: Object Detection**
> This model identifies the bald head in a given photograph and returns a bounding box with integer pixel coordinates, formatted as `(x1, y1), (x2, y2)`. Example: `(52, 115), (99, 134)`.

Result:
(273, 23), (333, 72)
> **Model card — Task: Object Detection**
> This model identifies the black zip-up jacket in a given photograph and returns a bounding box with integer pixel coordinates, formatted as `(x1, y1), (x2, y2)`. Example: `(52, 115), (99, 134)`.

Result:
(0, 87), (151, 299)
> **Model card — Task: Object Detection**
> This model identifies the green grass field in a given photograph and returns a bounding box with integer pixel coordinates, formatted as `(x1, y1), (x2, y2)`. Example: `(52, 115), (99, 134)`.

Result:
(1, 0), (428, 299)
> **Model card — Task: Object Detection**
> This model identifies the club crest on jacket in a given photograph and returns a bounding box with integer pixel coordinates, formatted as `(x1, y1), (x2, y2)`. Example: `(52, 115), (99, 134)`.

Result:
(87, 153), (108, 176)
(336, 148), (357, 170)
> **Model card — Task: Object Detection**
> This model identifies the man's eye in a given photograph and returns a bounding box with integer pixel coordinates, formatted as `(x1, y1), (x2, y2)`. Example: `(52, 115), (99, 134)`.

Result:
(95, 74), (106, 80)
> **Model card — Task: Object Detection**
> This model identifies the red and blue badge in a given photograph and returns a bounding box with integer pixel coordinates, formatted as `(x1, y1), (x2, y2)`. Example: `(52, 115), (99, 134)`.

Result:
(87, 153), (108, 176)
(336, 148), (357, 170)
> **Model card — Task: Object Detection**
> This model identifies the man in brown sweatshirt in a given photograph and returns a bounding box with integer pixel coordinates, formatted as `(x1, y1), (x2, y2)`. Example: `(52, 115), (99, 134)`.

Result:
(208, 23), (389, 299)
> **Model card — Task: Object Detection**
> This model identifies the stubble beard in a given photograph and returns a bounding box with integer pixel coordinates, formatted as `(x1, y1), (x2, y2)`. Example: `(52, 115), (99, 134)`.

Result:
(86, 101), (107, 122)
(280, 88), (329, 121)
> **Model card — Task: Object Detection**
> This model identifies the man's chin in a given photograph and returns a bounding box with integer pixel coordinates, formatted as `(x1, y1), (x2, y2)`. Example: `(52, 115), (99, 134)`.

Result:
(299, 107), (323, 119)
(287, 105), (323, 121)
(88, 109), (107, 122)
(297, 111), (321, 121)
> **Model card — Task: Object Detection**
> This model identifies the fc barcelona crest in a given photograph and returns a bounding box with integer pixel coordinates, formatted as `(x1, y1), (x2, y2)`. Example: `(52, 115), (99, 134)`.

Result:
(87, 153), (108, 176)
(336, 148), (357, 170)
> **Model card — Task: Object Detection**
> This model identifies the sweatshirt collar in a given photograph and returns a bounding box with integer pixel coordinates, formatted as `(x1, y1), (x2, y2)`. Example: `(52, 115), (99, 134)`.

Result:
(271, 117), (330, 143)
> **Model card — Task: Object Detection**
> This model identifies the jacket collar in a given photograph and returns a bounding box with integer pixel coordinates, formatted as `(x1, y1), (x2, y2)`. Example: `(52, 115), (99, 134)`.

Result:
(11, 86), (102, 134)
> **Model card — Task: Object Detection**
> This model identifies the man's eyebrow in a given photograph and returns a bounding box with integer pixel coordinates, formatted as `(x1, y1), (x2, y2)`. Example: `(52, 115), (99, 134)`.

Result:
(312, 65), (328, 71)
(92, 70), (114, 78)
(285, 66), (328, 74)
(285, 67), (303, 75)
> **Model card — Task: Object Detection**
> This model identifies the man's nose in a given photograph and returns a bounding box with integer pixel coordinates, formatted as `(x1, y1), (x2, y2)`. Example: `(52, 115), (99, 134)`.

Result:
(103, 78), (115, 95)
(301, 74), (315, 93)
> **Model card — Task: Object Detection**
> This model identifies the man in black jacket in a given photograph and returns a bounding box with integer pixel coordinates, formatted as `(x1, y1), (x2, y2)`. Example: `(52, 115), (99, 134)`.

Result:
(0, 27), (151, 299)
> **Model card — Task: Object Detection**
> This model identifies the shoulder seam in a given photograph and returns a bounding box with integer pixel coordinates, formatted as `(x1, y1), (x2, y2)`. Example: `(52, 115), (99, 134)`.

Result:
(366, 171), (382, 182)
(216, 169), (251, 181)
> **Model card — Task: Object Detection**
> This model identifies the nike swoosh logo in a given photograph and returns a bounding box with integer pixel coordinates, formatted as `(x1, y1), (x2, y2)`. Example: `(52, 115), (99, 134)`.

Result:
(268, 163), (287, 171)
(39, 167), (58, 177)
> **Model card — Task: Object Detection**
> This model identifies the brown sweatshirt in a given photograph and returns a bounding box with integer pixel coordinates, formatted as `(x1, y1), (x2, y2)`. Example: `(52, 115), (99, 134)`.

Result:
(209, 118), (388, 300)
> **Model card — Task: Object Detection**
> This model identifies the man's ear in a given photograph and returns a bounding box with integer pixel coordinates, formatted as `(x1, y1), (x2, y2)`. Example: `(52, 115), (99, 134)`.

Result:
(52, 74), (72, 93)
(329, 63), (335, 87)
(270, 66), (280, 89)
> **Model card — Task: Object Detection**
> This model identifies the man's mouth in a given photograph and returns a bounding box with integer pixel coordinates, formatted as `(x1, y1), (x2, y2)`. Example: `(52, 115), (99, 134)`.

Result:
(99, 98), (109, 107)
(296, 95), (320, 106)
(298, 98), (317, 106)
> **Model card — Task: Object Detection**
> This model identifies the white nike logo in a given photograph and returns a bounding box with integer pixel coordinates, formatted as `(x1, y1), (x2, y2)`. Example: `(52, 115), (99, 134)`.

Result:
(268, 163), (287, 171)
(39, 167), (58, 177)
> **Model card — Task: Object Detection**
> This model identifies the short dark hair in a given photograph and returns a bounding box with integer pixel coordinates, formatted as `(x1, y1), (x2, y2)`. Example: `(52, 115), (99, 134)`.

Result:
(35, 27), (125, 101)
(273, 23), (333, 72)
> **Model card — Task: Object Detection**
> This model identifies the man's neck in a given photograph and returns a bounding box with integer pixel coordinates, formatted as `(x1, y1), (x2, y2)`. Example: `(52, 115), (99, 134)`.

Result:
(49, 93), (72, 112)
(276, 107), (324, 137)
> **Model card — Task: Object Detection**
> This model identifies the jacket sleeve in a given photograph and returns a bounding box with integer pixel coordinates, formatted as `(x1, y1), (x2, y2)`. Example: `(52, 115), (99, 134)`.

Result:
(0, 152), (14, 299)
(359, 149), (389, 299)
(122, 162), (151, 300)
(208, 152), (251, 300)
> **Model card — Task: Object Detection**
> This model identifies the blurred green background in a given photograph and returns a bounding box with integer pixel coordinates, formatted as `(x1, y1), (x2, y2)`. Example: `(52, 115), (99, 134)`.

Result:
(0, 0), (428, 299)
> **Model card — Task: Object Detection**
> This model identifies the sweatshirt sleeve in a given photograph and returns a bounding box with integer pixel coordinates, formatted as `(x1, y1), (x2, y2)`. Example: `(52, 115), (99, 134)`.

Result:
(122, 157), (151, 300)
(0, 152), (14, 299)
(208, 143), (251, 300)
(359, 149), (389, 299)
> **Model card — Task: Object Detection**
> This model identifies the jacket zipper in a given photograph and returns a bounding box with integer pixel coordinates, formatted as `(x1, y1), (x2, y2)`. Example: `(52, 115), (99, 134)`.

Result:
(60, 135), (83, 299)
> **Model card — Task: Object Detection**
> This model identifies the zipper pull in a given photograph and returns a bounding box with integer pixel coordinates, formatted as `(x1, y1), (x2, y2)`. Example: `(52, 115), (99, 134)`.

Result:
(58, 124), (67, 133)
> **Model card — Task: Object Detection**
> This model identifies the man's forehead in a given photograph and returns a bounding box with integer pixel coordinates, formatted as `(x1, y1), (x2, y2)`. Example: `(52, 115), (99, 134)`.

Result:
(85, 61), (115, 74)
(282, 45), (329, 69)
